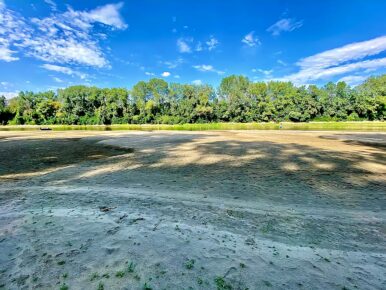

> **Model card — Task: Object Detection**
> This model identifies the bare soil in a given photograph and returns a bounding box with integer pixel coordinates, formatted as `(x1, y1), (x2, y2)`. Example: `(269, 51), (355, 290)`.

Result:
(0, 130), (385, 290)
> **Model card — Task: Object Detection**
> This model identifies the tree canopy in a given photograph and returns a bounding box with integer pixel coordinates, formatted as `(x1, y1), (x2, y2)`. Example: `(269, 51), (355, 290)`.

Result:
(1, 75), (385, 125)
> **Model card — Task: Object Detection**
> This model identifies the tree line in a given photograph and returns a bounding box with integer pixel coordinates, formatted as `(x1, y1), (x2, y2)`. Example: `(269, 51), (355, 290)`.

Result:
(0, 74), (385, 125)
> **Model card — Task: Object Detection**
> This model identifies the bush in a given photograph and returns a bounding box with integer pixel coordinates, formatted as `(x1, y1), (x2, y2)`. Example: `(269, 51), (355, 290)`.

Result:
(347, 112), (362, 121)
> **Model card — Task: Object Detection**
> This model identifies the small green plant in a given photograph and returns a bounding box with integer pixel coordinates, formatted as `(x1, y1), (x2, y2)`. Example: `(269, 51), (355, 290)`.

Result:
(143, 282), (152, 290)
(90, 272), (99, 281)
(239, 263), (246, 268)
(127, 262), (135, 273)
(197, 277), (203, 285)
(134, 274), (141, 281)
(59, 284), (69, 290)
(115, 270), (125, 278)
(215, 277), (232, 290)
(102, 273), (110, 279)
(57, 260), (66, 266)
(62, 273), (68, 279)
(185, 259), (195, 270)
(97, 282), (104, 290)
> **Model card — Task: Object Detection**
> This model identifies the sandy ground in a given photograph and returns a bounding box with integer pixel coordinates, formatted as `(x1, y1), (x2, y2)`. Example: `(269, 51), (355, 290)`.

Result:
(0, 130), (385, 290)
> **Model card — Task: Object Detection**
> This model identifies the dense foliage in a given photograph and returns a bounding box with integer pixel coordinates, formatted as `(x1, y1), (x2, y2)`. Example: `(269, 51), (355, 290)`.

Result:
(1, 75), (385, 125)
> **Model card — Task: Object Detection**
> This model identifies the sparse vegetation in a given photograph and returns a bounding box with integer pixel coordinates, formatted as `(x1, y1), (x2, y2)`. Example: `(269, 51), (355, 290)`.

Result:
(185, 259), (195, 270)
(97, 282), (104, 290)
(215, 276), (232, 290)
(127, 261), (135, 273)
(115, 271), (125, 278)
(90, 272), (99, 281)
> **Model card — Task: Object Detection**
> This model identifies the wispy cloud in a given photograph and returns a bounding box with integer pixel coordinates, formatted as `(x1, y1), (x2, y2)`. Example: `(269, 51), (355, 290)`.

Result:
(267, 18), (303, 36)
(0, 1), (127, 67)
(193, 64), (224, 75)
(0, 91), (18, 99)
(86, 2), (127, 30)
(43, 0), (57, 11)
(298, 35), (386, 69)
(281, 35), (386, 84)
(252, 69), (273, 76)
(206, 36), (219, 51)
(159, 57), (184, 69)
(338, 75), (368, 86)
(195, 41), (203, 52)
(52, 76), (63, 83)
(178, 36), (219, 53)
(0, 81), (10, 87)
(177, 38), (192, 53)
(192, 79), (202, 85)
(242, 31), (260, 47)
(0, 2), (30, 62)
(41, 64), (87, 79)
(161, 71), (171, 77)
(0, 46), (19, 62)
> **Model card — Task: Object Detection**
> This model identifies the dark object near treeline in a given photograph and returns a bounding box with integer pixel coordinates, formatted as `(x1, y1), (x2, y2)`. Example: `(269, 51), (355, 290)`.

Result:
(39, 127), (52, 131)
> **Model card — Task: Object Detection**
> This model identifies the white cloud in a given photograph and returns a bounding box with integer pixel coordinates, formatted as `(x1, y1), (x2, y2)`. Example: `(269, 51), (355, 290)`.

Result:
(178, 36), (219, 53)
(159, 57), (183, 69)
(256, 69), (273, 76)
(0, 46), (18, 62)
(42, 63), (75, 75)
(86, 2), (127, 30)
(145, 71), (155, 76)
(41, 63), (87, 79)
(195, 41), (203, 52)
(338, 75), (368, 86)
(0, 3), (30, 62)
(297, 35), (386, 70)
(299, 57), (386, 80)
(193, 64), (224, 75)
(192, 80), (202, 85)
(242, 31), (260, 47)
(206, 36), (219, 51)
(177, 38), (192, 53)
(277, 59), (287, 66)
(0, 1), (127, 68)
(53, 77), (63, 83)
(0, 91), (18, 99)
(161, 71), (171, 77)
(0, 81), (12, 90)
(267, 18), (303, 36)
(281, 36), (386, 84)
(174, 75), (180, 79)
(44, 0), (57, 11)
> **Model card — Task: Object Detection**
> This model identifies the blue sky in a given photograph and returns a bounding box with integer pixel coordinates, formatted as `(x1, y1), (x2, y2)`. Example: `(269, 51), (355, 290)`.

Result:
(1, 0), (386, 97)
